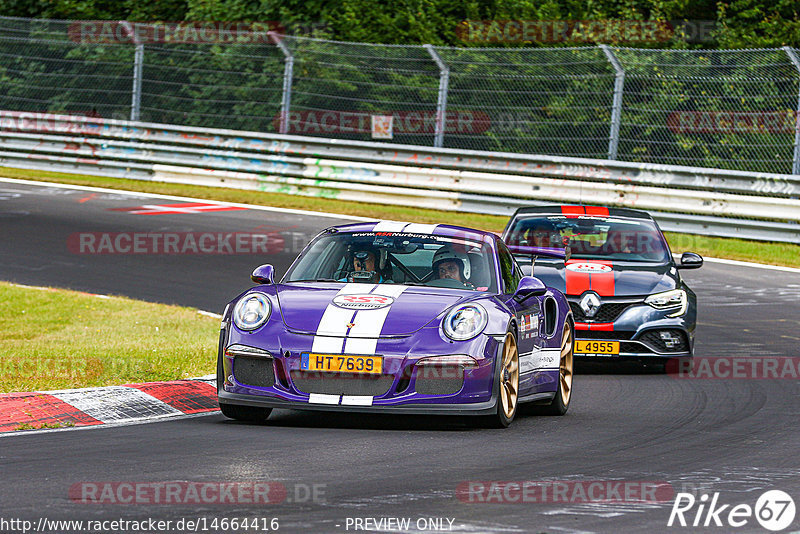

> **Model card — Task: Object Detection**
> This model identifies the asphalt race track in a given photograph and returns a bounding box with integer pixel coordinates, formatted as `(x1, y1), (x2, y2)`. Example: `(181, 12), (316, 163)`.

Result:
(1, 179), (799, 534)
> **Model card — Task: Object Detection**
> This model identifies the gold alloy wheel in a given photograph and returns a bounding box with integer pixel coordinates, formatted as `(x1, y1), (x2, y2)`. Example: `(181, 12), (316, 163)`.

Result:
(500, 333), (519, 420)
(559, 324), (574, 406)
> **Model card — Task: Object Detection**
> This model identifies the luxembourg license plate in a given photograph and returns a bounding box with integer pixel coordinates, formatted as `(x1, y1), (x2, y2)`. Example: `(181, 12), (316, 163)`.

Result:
(575, 340), (620, 355)
(300, 353), (383, 374)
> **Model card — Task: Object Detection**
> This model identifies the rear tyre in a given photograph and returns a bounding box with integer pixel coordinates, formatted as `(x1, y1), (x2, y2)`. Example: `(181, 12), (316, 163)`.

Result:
(539, 322), (573, 416)
(480, 331), (519, 428)
(219, 402), (273, 422)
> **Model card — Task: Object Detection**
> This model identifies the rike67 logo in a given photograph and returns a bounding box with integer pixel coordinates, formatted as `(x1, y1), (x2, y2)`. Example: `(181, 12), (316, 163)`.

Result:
(668, 490), (796, 531)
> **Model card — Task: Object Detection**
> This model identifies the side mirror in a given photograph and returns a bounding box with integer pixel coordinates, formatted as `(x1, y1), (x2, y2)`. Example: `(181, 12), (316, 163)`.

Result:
(513, 276), (547, 301)
(676, 252), (703, 270)
(251, 264), (275, 284)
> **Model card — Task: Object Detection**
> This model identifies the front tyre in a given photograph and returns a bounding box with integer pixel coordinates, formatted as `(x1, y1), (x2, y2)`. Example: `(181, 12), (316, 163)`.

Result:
(482, 331), (519, 428)
(217, 349), (272, 422)
(540, 322), (574, 416)
(219, 402), (273, 422)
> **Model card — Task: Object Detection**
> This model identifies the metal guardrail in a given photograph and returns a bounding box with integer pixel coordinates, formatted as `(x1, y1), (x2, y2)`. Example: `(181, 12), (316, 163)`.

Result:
(0, 110), (798, 244)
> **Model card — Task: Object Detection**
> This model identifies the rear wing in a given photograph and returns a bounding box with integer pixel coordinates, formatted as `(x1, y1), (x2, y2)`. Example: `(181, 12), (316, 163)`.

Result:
(507, 244), (570, 261)
(507, 244), (570, 276)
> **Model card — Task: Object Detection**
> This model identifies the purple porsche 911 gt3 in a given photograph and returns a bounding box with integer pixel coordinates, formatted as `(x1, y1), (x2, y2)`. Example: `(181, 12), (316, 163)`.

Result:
(217, 221), (574, 427)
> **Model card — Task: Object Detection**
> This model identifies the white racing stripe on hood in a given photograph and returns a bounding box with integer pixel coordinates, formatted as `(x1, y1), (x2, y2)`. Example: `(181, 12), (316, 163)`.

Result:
(343, 285), (408, 355)
(372, 221), (408, 232)
(402, 223), (439, 233)
(311, 283), (374, 353)
(371, 221), (440, 233)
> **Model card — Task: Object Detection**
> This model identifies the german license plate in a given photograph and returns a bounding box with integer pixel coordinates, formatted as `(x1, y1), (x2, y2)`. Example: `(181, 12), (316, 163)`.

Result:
(300, 353), (382, 374)
(575, 340), (620, 355)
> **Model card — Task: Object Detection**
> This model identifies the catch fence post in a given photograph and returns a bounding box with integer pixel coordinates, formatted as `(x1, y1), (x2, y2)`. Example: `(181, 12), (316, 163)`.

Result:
(270, 32), (294, 135)
(600, 44), (625, 160)
(424, 44), (450, 149)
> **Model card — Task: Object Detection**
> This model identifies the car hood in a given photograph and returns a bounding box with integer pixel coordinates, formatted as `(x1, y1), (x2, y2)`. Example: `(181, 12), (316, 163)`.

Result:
(276, 283), (474, 336)
(527, 259), (678, 297)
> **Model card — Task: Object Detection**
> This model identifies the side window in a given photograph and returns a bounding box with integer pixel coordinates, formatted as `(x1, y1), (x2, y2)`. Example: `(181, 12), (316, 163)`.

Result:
(497, 241), (521, 293)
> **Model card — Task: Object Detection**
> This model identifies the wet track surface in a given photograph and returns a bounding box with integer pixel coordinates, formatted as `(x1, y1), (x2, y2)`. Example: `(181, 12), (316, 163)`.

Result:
(1, 179), (799, 533)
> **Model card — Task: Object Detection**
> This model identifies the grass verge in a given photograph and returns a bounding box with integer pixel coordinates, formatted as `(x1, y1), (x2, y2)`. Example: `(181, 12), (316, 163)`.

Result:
(1, 167), (798, 268)
(0, 282), (218, 393)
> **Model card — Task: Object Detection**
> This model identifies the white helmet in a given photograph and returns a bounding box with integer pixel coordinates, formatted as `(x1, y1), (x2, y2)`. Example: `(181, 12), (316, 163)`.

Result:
(432, 246), (470, 279)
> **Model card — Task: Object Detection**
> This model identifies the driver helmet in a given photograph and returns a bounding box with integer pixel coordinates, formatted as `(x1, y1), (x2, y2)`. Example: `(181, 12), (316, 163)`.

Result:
(349, 244), (388, 271)
(524, 219), (560, 246)
(432, 246), (471, 280)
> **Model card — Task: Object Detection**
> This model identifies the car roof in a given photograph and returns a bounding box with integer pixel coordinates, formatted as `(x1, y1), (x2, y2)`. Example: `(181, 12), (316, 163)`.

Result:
(510, 205), (654, 221)
(328, 221), (497, 244)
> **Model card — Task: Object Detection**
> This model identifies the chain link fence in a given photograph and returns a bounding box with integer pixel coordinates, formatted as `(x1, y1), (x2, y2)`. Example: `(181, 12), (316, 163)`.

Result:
(2, 16), (800, 174)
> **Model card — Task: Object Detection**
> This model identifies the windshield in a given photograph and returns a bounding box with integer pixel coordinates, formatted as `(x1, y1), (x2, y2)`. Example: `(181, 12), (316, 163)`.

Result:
(507, 215), (670, 263)
(284, 231), (497, 292)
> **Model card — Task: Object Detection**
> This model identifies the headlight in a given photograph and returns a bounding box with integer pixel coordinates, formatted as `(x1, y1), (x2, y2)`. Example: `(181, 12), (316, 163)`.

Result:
(645, 289), (687, 317)
(442, 304), (488, 341)
(232, 292), (271, 331)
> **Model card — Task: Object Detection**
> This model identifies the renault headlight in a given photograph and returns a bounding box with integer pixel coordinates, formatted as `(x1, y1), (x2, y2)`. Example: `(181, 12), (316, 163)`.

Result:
(645, 289), (687, 317)
(443, 304), (488, 341)
(232, 292), (271, 331)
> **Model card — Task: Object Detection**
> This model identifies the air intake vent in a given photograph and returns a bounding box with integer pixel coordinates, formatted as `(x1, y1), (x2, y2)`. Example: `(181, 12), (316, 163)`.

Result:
(638, 329), (689, 353)
(290, 371), (393, 397)
(569, 301), (637, 323)
(414, 366), (465, 396)
(234, 356), (275, 388)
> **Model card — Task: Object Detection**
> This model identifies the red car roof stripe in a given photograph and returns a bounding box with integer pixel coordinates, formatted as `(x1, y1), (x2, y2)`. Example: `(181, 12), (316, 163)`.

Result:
(584, 206), (610, 216)
(560, 206), (585, 216)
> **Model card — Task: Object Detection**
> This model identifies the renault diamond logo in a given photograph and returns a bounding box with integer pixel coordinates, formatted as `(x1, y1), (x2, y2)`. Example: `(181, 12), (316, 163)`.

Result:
(579, 292), (601, 318)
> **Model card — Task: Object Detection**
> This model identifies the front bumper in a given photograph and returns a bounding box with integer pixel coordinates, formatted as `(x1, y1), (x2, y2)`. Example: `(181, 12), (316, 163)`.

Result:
(217, 327), (518, 415)
(218, 389), (503, 416)
(570, 299), (695, 360)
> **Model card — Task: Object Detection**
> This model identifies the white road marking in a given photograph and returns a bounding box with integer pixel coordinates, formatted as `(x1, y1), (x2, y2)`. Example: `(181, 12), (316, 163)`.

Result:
(0, 176), (371, 221)
(5, 177), (794, 273)
(701, 256), (800, 274)
(49, 386), (182, 423)
(0, 412), (218, 438)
